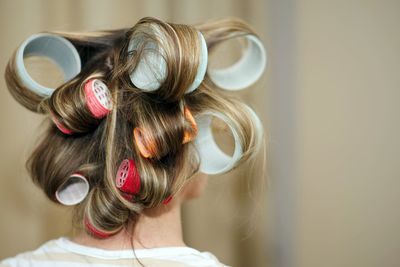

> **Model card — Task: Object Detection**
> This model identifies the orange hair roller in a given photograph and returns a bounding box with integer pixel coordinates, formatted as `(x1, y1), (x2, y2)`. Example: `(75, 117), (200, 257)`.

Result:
(182, 106), (198, 144)
(134, 106), (198, 158)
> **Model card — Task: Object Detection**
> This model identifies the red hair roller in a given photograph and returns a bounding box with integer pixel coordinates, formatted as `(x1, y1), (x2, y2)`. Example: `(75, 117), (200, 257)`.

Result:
(163, 195), (173, 205)
(84, 216), (112, 239)
(115, 159), (141, 196)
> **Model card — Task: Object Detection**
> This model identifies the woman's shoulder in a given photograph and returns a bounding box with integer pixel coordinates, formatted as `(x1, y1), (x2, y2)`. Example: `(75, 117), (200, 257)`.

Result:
(0, 237), (230, 267)
(0, 239), (62, 267)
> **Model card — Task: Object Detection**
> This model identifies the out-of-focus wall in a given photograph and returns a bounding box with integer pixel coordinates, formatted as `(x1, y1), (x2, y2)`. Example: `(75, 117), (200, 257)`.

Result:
(0, 1), (268, 267)
(295, 1), (400, 266)
(266, 0), (400, 266)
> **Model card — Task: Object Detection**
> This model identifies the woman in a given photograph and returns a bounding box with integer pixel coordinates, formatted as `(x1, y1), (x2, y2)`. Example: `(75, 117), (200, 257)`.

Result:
(1, 16), (266, 266)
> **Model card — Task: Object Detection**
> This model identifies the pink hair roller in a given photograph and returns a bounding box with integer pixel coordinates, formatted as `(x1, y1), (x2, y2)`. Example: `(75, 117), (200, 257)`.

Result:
(51, 114), (73, 135)
(51, 79), (112, 134)
(84, 79), (113, 119)
(115, 159), (141, 196)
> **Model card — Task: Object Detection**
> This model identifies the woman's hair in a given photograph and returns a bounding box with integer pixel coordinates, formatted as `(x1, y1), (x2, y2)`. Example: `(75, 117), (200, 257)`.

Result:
(4, 17), (264, 237)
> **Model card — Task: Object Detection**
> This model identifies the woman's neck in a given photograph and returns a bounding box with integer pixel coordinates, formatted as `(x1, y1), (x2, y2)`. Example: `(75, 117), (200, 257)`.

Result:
(72, 200), (186, 250)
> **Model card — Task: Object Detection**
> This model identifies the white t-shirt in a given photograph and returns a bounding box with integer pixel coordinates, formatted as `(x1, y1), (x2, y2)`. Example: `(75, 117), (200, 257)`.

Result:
(0, 237), (229, 267)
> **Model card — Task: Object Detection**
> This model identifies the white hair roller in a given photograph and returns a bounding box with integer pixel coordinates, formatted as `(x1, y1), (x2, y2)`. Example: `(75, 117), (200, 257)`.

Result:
(129, 29), (208, 93)
(208, 35), (267, 90)
(15, 33), (81, 97)
(186, 32), (208, 93)
(55, 173), (89, 206)
(194, 112), (242, 175)
(128, 37), (166, 91)
(244, 104), (264, 137)
(194, 105), (263, 175)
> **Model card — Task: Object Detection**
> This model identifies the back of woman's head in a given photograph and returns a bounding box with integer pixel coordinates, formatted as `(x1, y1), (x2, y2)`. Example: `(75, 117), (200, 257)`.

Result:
(4, 17), (266, 237)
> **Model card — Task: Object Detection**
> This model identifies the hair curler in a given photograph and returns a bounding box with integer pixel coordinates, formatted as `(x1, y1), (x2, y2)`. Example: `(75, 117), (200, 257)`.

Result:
(55, 173), (90, 206)
(84, 216), (113, 239)
(129, 28), (208, 93)
(84, 79), (113, 119)
(133, 128), (156, 158)
(182, 106), (199, 144)
(50, 79), (113, 134)
(50, 112), (73, 135)
(187, 32), (208, 93)
(15, 33), (81, 97)
(207, 35), (267, 91)
(115, 159), (141, 196)
(194, 105), (262, 174)
(163, 195), (173, 205)
(133, 106), (198, 158)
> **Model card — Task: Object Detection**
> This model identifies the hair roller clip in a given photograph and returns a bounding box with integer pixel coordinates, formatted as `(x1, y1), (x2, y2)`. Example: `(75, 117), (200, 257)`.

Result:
(15, 33), (81, 97)
(115, 159), (141, 200)
(128, 26), (208, 93)
(134, 106), (198, 158)
(208, 35), (267, 91)
(55, 173), (89, 206)
(84, 216), (112, 239)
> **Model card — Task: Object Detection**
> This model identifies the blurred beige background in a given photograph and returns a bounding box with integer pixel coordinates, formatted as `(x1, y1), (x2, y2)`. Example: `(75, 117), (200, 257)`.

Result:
(266, 0), (400, 266)
(1, 0), (400, 267)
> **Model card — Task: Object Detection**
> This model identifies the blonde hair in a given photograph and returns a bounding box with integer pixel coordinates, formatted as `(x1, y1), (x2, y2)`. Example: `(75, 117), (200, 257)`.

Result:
(5, 17), (265, 237)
